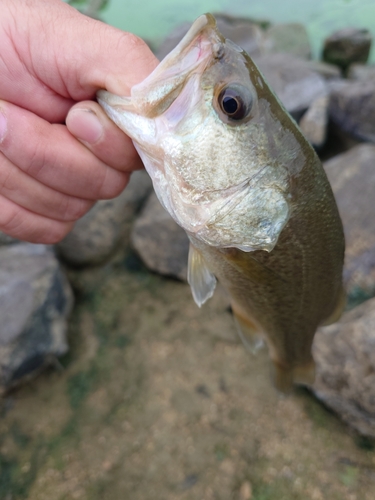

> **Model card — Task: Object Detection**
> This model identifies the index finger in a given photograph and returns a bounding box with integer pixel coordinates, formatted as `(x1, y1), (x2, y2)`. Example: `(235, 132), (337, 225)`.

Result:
(4, 0), (159, 122)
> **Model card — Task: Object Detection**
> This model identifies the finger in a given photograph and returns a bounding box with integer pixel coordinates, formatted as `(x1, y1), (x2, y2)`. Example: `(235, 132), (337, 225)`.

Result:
(0, 152), (94, 222)
(5, 0), (159, 120)
(0, 194), (74, 244)
(0, 100), (130, 200)
(66, 101), (143, 172)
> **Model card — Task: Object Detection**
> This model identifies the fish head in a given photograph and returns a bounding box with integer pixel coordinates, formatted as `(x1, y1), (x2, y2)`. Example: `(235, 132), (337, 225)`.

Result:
(98, 14), (304, 252)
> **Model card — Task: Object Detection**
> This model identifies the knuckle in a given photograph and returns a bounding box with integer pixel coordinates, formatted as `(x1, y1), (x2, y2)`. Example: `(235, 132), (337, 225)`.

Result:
(23, 138), (47, 178)
(0, 205), (20, 236)
(41, 224), (72, 245)
(97, 169), (128, 199)
(117, 32), (149, 53)
(0, 160), (13, 193)
(58, 196), (92, 222)
(0, 198), (71, 244)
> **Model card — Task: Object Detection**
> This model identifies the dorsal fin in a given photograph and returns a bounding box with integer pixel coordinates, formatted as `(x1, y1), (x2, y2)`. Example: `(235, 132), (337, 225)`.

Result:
(187, 244), (216, 307)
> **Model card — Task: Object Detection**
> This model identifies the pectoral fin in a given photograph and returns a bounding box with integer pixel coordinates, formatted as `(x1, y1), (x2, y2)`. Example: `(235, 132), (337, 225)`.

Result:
(187, 244), (216, 307)
(231, 301), (264, 353)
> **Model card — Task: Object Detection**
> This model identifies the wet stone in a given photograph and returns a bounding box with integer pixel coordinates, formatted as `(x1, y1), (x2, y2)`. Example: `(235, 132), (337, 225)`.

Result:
(264, 23), (311, 60)
(324, 144), (375, 307)
(131, 192), (189, 281)
(348, 63), (375, 81)
(56, 171), (152, 266)
(313, 297), (375, 438)
(254, 53), (327, 119)
(0, 243), (73, 390)
(328, 80), (375, 144)
(300, 60), (342, 81)
(323, 27), (372, 71)
(156, 14), (267, 61)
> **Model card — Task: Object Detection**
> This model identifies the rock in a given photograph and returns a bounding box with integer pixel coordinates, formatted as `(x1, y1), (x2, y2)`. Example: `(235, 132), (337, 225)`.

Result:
(300, 60), (342, 81)
(328, 80), (375, 143)
(299, 95), (329, 148)
(0, 243), (73, 390)
(255, 53), (327, 119)
(313, 297), (375, 438)
(131, 192), (189, 281)
(0, 232), (19, 246)
(348, 63), (375, 81)
(324, 145), (375, 307)
(323, 28), (372, 71)
(156, 14), (266, 61)
(56, 171), (152, 266)
(264, 23), (311, 59)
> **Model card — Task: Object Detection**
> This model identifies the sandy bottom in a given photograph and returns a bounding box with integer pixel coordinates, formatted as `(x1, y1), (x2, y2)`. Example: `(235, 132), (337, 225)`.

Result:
(1, 250), (374, 500)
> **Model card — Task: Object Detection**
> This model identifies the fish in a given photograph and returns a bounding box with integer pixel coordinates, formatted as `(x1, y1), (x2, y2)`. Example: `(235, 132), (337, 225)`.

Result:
(97, 14), (345, 391)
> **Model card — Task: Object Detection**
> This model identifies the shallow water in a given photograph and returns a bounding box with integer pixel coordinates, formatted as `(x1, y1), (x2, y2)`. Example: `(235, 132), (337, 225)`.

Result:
(102, 0), (375, 62)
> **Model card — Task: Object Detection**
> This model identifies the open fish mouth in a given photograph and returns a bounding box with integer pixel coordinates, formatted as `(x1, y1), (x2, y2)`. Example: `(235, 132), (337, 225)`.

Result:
(98, 14), (223, 123)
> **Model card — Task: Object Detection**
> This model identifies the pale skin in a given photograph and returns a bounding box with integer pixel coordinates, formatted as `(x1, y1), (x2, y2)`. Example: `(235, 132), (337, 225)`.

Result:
(0, 0), (158, 243)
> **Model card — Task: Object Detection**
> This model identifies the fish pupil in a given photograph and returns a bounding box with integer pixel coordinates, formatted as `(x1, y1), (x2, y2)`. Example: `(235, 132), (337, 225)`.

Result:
(222, 96), (239, 115)
(218, 85), (251, 121)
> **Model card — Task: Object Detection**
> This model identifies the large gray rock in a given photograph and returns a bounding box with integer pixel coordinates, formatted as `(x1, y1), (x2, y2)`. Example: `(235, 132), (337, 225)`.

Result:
(328, 80), (375, 143)
(348, 63), (375, 81)
(56, 171), (152, 266)
(0, 243), (73, 390)
(323, 27), (372, 71)
(255, 53), (327, 119)
(264, 23), (311, 60)
(313, 297), (375, 437)
(324, 145), (375, 307)
(300, 60), (341, 81)
(131, 192), (189, 281)
(156, 14), (267, 61)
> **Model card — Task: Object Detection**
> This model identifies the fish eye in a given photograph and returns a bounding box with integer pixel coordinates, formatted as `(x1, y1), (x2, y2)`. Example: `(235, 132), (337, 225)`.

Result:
(217, 84), (253, 121)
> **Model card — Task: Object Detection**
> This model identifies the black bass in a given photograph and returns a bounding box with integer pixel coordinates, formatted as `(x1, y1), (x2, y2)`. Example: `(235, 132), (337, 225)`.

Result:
(97, 14), (345, 390)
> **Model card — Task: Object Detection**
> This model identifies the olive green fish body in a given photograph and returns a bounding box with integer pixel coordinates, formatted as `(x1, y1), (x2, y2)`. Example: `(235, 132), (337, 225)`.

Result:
(191, 147), (344, 387)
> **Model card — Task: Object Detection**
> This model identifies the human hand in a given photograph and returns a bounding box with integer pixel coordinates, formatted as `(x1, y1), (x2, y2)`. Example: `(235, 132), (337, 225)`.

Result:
(0, 0), (158, 243)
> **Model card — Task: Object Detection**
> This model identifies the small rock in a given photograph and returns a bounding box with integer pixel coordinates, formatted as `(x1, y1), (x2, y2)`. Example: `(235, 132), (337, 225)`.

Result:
(215, 14), (267, 59)
(56, 171), (152, 266)
(347, 63), (375, 81)
(300, 60), (342, 81)
(264, 23), (311, 59)
(299, 95), (329, 148)
(156, 14), (266, 61)
(313, 297), (375, 437)
(328, 80), (375, 144)
(255, 53), (327, 119)
(239, 480), (253, 500)
(0, 232), (19, 246)
(323, 27), (372, 71)
(0, 243), (73, 390)
(131, 192), (189, 281)
(324, 144), (375, 306)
